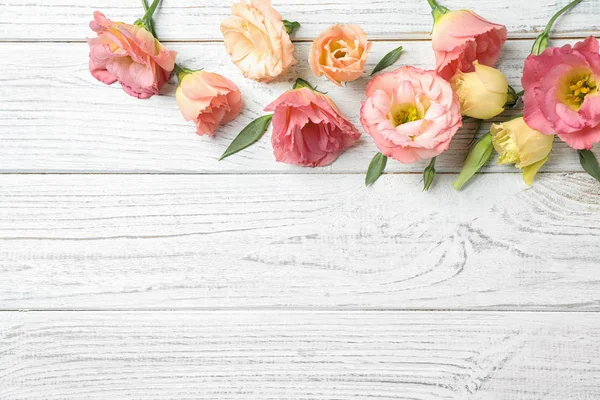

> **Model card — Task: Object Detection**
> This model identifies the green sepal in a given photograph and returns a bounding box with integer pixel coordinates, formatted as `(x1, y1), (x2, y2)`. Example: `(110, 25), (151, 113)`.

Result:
(423, 157), (437, 191)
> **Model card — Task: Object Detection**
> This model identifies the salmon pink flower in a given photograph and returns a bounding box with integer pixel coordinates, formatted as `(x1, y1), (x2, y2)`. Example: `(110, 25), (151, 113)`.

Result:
(87, 10), (176, 99)
(176, 69), (243, 137)
(360, 66), (462, 164)
(264, 80), (361, 167)
(522, 36), (600, 150)
(427, 0), (507, 80)
(309, 24), (372, 86)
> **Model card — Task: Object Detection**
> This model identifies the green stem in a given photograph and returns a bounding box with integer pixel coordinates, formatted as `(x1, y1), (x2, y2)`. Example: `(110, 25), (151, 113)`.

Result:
(426, 0), (449, 21)
(426, 0), (440, 9)
(174, 64), (193, 83)
(140, 0), (156, 37)
(142, 0), (161, 22)
(542, 0), (583, 36)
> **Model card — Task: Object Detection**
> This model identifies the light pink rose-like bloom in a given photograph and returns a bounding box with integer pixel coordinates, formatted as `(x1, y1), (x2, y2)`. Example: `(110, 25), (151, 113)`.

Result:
(360, 66), (462, 164)
(309, 24), (372, 86)
(264, 88), (361, 167)
(522, 36), (600, 150)
(221, 0), (296, 82)
(176, 71), (243, 137)
(87, 11), (177, 99)
(432, 10), (507, 81)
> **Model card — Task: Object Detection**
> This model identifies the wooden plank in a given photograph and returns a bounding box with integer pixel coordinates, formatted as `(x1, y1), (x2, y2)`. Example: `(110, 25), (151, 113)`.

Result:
(1, 41), (597, 174)
(0, 173), (598, 311)
(1, 0), (598, 41)
(1, 310), (599, 399)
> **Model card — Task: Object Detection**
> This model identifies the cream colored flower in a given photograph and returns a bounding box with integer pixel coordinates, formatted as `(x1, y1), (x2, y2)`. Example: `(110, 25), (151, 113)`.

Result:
(491, 117), (554, 185)
(220, 0), (296, 82)
(450, 61), (508, 119)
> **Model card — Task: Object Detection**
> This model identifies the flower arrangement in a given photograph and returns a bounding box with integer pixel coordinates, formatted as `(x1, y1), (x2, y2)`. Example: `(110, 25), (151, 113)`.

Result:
(87, 0), (599, 188)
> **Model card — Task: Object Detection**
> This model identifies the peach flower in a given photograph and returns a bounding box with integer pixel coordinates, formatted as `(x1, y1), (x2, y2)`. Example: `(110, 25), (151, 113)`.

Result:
(522, 36), (600, 150)
(176, 70), (243, 137)
(87, 11), (176, 99)
(220, 0), (296, 82)
(360, 66), (462, 164)
(432, 10), (507, 81)
(264, 86), (361, 167)
(309, 24), (372, 86)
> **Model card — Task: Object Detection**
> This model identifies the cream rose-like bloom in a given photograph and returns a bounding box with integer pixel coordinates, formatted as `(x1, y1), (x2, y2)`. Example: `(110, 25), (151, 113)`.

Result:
(309, 24), (371, 86)
(450, 61), (508, 120)
(491, 117), (554, 185)
(220, 0), (296, 82)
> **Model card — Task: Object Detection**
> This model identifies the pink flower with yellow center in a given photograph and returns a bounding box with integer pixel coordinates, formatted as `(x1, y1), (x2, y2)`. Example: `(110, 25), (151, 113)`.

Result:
(522, 36), (600, 150)
(360, 66), (462, 164)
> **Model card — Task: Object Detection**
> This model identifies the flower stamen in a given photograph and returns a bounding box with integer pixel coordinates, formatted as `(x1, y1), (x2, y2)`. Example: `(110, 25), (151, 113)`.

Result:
(389, 105), (421, 127)
(566, 74), (597, 107)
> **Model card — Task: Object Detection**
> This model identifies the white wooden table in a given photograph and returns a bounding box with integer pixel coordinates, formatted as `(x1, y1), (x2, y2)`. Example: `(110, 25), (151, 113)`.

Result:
(1, 1), (599, 398)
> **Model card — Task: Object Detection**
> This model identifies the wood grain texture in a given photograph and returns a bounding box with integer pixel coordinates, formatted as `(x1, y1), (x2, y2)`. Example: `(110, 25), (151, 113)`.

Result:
(1, 173), (598, 311)
(1, 0), (598, 41)
(1, 41), (598, 174)
(1, 311), (599, 399)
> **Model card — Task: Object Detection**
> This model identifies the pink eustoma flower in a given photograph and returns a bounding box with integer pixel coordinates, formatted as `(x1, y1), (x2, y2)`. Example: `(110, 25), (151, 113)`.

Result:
(264, 87), (361, 167)
(432, 10), (507, 81)
(176, 71), (243, 137)
(522, 36), (600, 150)
(360, 66), (462, 164)
(87, 11), (177, 99)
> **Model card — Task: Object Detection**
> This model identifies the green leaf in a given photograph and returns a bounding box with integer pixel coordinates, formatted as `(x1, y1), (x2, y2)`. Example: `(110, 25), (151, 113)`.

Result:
(578, 149), (600, 183)
(453, 132), (494, 190)
(219, 114), (273, 161)
(365, 153), (388, 187)
(423, 157), (437, 191)
(371, 46), (403, 76)
(283, 20), (301, 36)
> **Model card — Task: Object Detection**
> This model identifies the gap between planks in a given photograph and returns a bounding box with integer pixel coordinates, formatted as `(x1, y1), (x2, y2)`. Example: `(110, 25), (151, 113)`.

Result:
(0, 308), (598, 313)
(0, 35), (595, 44)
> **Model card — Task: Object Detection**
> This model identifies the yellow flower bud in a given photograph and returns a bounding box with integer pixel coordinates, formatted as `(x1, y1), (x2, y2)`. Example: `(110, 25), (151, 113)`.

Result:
(491, 117), (554, 185)
(450, 61), (508, 120)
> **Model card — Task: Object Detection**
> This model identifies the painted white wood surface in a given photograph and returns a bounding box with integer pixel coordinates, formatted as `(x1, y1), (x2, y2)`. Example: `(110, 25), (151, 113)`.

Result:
(0, 173), (598, 310)
(1, 311), (600, 400)
(1, 41), (598, 173)
(1, 0), (600, 398)
(2, 0), (599, 41)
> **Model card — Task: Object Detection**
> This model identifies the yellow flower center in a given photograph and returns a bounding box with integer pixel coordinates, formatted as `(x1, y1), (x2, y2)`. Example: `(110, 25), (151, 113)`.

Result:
(561, 71), (598, 110)
(389, 104), (422, 128)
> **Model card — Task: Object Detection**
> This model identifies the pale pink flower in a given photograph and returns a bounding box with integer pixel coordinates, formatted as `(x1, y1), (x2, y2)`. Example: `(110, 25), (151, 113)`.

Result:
(360, 66), (462, 164)
(176, 71), (243, 137)
(522, 36), (600, 150)
(432, 10), (507, 81)
(87, 11), (176, 99)
(309, 24), (371, 86)
(264, 88), (361, 167)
